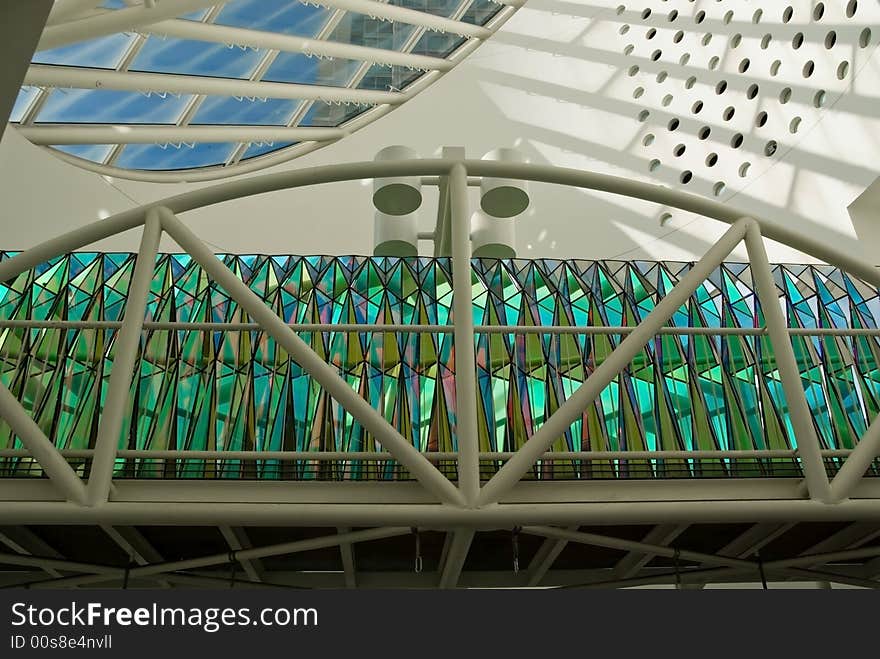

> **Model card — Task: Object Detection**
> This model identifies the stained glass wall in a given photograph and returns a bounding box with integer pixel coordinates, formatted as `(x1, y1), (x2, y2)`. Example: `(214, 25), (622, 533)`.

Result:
(1, 253), (879, 481)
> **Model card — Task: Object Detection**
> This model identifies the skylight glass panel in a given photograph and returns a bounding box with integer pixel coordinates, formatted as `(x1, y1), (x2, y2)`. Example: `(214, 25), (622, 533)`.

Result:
(191, 97), (302, 126)
(130, 36), (267, 79)
(299, 102), (368, 128)
(9, 87), (40, 123)
(329, 14), (416, 51)
(391, 0), (463, 19)
(412, 31), (466, 58)
(215, 0), (330, 37)
(53, 144), (115, 165)
(461, 0), (504, 25)
(358, 65), (423, 92)
(241, 141), (297, 160)
(115, 142), (237, 170)
(33, 33), (137, 70)
(263, 54), (362, 87)
(36, 89), (193, 124)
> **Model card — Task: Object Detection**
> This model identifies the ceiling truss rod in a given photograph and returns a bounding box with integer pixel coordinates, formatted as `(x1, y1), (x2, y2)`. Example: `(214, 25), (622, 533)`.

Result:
(24, 65), (405, 105)
(18, 124), (347, 145)
(148, 19), (453, 71)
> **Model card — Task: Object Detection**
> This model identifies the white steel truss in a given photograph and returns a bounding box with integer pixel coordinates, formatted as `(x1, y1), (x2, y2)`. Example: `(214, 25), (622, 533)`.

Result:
(0, 156), (879, 588)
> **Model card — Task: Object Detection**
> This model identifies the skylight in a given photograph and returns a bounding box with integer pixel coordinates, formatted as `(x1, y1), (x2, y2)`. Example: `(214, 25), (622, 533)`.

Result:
(11, 0), (517, 182)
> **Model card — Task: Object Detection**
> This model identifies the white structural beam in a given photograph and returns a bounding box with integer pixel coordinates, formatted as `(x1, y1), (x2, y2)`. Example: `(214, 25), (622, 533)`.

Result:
(149, 19), (454, 71)
(801, 523), (880, 558)
(101, 525), (164, 564)
(789, 523), (880, 586)
(526, 528), (576, 587)
(636, 524), (880, 590)
(100, 525), (171, 588)
(37, 0), (222, 50)
(0, 527), (64, 578)
(24, 65), (404, 106)
(337, 527), (357, 589)
(0, 554), (120, 577)
(8, 472), (872, 506)
(829, 414), (880, 501)
(4, 565), (871, 590)
(576, 558), (880, 590)
(313, 0), (491, 39)
(449, 163), (480, 505)
(0, 384), (87, 505)
(16, 527), (411, 589)
(476, 219), (751, 506)
(717, 523), (794, 560)
(4, 498), (880, 527)
(529, 530), (880, 590)
(219, 526), (263, 583)
(523, 526), (758, 572)
(86, 211), (162, 506)
(17, 125), (347, 145)
(438, 529), (474, 588)
(744, 222), (832, 502)
(613, 525), (688, 579)
(677, 523), (793, 590)
(159, 207), (465, 507)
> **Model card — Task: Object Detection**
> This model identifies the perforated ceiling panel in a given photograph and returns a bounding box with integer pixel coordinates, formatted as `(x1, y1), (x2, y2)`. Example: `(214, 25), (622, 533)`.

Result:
(617, 0), (878, 203)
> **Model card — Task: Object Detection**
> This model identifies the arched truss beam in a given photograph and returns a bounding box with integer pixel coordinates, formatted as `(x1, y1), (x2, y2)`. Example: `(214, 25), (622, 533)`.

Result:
(0, 157), (871, 284)
(0, 159), (878, 515)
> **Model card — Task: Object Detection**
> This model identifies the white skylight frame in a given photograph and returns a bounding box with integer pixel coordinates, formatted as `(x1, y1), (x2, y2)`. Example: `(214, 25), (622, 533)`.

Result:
(12, 0), (522, 183)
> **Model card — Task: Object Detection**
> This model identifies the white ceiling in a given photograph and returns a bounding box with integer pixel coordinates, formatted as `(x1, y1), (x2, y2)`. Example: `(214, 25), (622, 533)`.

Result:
(3, 0), (879, 264)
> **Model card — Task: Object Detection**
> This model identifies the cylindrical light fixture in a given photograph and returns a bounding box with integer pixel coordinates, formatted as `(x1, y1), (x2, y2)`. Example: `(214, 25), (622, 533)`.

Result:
(480, 147), (530, 218)
(471, 210), (516, 259)
(373, 211), (418, 257)
(372, 145), (422, 216)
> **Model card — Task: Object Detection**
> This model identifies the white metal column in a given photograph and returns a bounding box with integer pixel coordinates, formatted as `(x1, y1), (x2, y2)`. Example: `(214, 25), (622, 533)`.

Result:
(744, 221), (832, 502)
(449, 163), (480, 505)
(86, 210), (162, 506)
